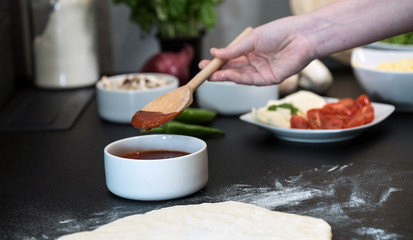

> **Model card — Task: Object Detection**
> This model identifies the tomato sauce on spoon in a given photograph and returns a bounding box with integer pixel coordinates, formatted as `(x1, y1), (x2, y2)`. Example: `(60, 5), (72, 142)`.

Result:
(131, 110), (180, 130)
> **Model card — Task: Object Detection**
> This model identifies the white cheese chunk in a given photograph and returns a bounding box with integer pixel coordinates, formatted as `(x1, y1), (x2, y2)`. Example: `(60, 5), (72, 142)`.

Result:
(251, 90), (327, 128)
(283, 90), (326, 115)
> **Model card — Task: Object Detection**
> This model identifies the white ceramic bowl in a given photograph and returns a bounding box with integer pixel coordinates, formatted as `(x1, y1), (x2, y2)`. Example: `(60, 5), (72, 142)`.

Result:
(196, 81), (279, 115)
(367, 41), (413, 51)
(96, 73), (179, 123)
(104, 134), (208, 201)
(351, 47), (413, 111)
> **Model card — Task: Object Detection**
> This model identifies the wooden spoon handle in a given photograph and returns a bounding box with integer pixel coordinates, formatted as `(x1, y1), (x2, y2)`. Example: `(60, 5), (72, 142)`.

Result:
(186, 27), (253, 91)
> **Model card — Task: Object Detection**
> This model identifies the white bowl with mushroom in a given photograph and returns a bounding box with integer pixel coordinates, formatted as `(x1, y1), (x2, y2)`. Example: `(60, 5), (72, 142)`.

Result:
(96, 73), (179, 123)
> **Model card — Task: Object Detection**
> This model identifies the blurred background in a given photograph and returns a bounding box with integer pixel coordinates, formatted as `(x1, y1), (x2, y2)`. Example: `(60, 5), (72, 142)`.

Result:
(0, 0), (346, 108)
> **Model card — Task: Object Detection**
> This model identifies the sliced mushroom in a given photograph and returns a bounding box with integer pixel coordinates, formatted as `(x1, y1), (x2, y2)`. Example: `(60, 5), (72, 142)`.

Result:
(299, 59), (333, 94)
(278, 74), (300, 97)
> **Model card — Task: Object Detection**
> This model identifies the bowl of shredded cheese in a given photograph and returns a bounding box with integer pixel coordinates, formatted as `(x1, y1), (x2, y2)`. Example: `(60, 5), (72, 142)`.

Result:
(351, 47), (413, 111)
(96, 73), (179, 123)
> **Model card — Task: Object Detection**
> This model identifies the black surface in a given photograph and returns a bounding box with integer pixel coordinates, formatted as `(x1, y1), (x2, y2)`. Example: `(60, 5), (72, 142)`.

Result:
(1, 71), (413, 240)
(0, 88), (94, 132)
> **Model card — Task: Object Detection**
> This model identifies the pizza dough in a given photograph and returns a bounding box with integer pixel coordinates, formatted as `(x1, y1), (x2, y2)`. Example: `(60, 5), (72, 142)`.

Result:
(58, 201), (332, 240)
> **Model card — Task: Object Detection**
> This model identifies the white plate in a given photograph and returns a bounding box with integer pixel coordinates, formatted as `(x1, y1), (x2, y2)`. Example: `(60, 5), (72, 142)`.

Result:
(239, 98), (395, 143)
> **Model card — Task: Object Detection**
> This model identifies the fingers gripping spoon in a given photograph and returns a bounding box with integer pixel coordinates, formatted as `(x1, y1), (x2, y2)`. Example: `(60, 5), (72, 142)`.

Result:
(131, 27), (253, 130)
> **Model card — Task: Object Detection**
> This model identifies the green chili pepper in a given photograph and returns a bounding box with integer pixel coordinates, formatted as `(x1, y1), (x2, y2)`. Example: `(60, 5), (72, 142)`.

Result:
(140, 120), (225, 138)
(174, 108), (217, 124)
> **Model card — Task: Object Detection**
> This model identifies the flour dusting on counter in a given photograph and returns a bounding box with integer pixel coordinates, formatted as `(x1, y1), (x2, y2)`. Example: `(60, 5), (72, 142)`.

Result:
(40, 164), (411, 240)
(198, 164), (410, 239)
(354, 227), (404, 240)
(209, 163), (399, 214)
(55, 205), (155, 235)
(379, 187), (401, 205)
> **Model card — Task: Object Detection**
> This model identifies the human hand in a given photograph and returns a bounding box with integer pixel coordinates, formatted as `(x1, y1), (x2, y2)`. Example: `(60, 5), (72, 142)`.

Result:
(199, 17), (316, 86)
(200, 0), (413, 86)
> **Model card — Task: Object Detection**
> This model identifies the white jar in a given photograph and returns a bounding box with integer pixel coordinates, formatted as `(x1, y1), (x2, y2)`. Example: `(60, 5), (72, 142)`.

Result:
(31, 0), (99, 88)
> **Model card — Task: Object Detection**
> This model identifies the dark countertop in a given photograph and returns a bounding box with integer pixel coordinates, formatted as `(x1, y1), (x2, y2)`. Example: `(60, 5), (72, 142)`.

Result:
(1, 70), (412, 239)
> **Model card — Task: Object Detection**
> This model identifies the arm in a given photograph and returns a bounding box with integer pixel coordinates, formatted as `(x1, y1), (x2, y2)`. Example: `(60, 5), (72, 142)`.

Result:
(200, 0), (413, 85)
(307, 0), (413, 57)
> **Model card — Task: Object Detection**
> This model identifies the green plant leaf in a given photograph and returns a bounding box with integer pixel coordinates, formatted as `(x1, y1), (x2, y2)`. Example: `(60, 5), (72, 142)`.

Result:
(200, 2), (217, 29)
(154, 0), (169, 22)
(113, 0), (222, 37)
(168, 0), (186, 18)
(381, 32), (413, 45)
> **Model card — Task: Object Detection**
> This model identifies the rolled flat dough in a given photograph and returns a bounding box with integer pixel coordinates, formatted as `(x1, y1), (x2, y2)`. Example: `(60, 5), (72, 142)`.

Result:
(58, 201), (332, 240)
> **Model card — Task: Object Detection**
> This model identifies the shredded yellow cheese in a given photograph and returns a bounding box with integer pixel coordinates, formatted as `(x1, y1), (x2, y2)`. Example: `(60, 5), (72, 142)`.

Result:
(377, 59), (413, 72)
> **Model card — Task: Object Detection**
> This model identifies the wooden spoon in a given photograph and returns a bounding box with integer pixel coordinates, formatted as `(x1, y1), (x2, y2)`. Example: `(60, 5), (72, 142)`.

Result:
(132, 27), (253, 129)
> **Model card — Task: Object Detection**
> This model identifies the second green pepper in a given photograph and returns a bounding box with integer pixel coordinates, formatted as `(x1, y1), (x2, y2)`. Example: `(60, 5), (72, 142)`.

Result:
(174, 108), (217, 124)
(140, 120), (225, 138)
